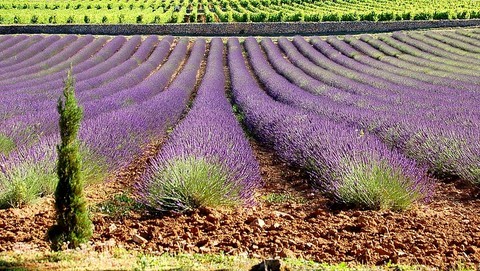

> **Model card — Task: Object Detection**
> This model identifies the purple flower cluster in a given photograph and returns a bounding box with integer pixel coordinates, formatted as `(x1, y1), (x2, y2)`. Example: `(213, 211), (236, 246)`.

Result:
(327, 35), (480, 92)
(1, 36), (203, 192)
(0, 36), (175, 148)
(79, 38), (205, 169)
(229, 38), (432, 209)
(0, 36), (126, 96)
(373, 34), (480, 78)
(283, 37), (480, 112)
(137, 38), (261, 211)
(10, 36), (63, 65)
(393, 32), (480, 67)
(257, 36), (479, 184)
(0, 35), (41, 57)
(0, 35), (94, 82)
(0, 35), (78, 81)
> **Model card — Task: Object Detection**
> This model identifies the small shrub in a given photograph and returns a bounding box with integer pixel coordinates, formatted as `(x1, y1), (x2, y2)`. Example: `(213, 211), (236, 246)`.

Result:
(13, 15), (21, 24)
(30, 15), (39, 23)
(413, 11), (433, 20)
(0, 142), (105, 209)
(66, 15), (74, 23)
(95, 193), (142, 218)
(49, 15), (57, 24)
(139, 156), (243, 212)
(335, 161), (428, 211)
(0, 157), (57, 208)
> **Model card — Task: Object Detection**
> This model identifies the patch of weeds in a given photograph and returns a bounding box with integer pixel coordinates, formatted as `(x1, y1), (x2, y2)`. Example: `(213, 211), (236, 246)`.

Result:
(134, 253), (255, 270)
(41, 251), (75, 263)
(231, 104), (253, 139)
(0, 134), (15, 155)
(112, 247), (132, 260)
(122, 98), (135, 107)
(448, 262), (478, 271)
(94, 193), (143, 218)
(262, 192), (306, 204)
(0, 146), (106, 209)
(0, 259), (17, 268)
(0, 157), (57, 209)
(193, 252), (230, 265)
(134, 254), (151, 271)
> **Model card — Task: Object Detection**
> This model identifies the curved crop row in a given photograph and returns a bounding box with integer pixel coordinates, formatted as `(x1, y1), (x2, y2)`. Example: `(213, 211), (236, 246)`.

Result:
(264, 35), (480, 184)
(0, 37), (175, 148)
(336, 35), (480, 87)
(0, 29), (478, 211)
(0, 37), (203, 208)
(137, 38), (261, 212)
(229, 37), (432, 210)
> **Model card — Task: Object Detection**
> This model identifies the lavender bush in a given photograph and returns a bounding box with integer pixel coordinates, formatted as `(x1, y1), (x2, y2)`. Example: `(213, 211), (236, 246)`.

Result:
(138, 38), (261, 212)
(260, 36), (479, 185)
(229, 38), (432, 210)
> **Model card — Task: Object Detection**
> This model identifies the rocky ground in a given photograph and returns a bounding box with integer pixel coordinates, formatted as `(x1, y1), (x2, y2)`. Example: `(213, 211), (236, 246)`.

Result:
(0, 142), (479, 270)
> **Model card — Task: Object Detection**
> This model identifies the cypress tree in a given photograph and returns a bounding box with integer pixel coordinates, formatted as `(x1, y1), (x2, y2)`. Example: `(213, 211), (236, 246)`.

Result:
(49, 69), (92, 250)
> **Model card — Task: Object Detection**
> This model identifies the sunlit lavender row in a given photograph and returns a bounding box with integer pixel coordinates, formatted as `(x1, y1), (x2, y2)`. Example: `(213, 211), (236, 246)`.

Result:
(137, 38), (261, 212)
(0, 28), (479, 210)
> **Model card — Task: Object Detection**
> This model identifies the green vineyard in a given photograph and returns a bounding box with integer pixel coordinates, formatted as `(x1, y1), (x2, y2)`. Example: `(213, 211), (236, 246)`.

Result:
(0, 0), (479, 24)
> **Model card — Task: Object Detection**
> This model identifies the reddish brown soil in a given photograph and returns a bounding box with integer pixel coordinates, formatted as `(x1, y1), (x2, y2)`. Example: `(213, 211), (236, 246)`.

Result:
(0, 142), (479, 270)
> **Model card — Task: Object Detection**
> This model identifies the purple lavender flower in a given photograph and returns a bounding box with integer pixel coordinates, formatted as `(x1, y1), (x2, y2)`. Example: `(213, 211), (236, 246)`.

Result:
(137, 38), (262, 212)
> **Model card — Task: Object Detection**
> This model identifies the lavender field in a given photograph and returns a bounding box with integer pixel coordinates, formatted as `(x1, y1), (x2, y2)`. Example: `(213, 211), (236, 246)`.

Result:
(0, 28), (479, 211)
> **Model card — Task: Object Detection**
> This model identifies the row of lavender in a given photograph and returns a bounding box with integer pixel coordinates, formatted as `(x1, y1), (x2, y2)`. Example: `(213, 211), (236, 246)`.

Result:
(137, 38), (261, 212)
(242, 29), (479, 193)
(0, 28), (478, 211)
(0, 35), (206, 208)
(0, 34), (263, 212)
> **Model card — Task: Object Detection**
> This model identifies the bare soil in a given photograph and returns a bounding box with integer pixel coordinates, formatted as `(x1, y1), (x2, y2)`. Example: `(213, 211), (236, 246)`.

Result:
(0, 142), (479, 270)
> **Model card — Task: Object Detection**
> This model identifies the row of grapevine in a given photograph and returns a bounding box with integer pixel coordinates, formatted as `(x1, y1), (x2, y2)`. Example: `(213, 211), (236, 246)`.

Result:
(0, 0), (479, 23)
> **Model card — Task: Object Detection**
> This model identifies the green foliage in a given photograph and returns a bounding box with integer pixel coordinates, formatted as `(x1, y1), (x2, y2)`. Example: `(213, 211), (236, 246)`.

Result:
(1, 249), (479, 270)
(49, 69), (93, 251)
(337, 161), (422, 211)
(144, 156), (242, 212)
(95, 193), (142, 218)
(0, 0), (470, 24)
(0, 157), (57, 209)
(0, 145), (106, 209)
(0, 135), (15, 155)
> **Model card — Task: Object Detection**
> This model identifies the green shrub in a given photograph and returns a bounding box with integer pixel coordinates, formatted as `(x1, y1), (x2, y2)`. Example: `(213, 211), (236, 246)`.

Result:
(0, 153), (57, 208)
(433, 11), (451, 20)
(323, 12), (341, 21)
(377, 12), (394, 21)
(142, 156), (243, 212)
(336, 161), (424, 211)
(0, 145), (106, 209)
(341, 12), (359, 21)
(304, 13), (321, 22)
(413, 11), (433, 20)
